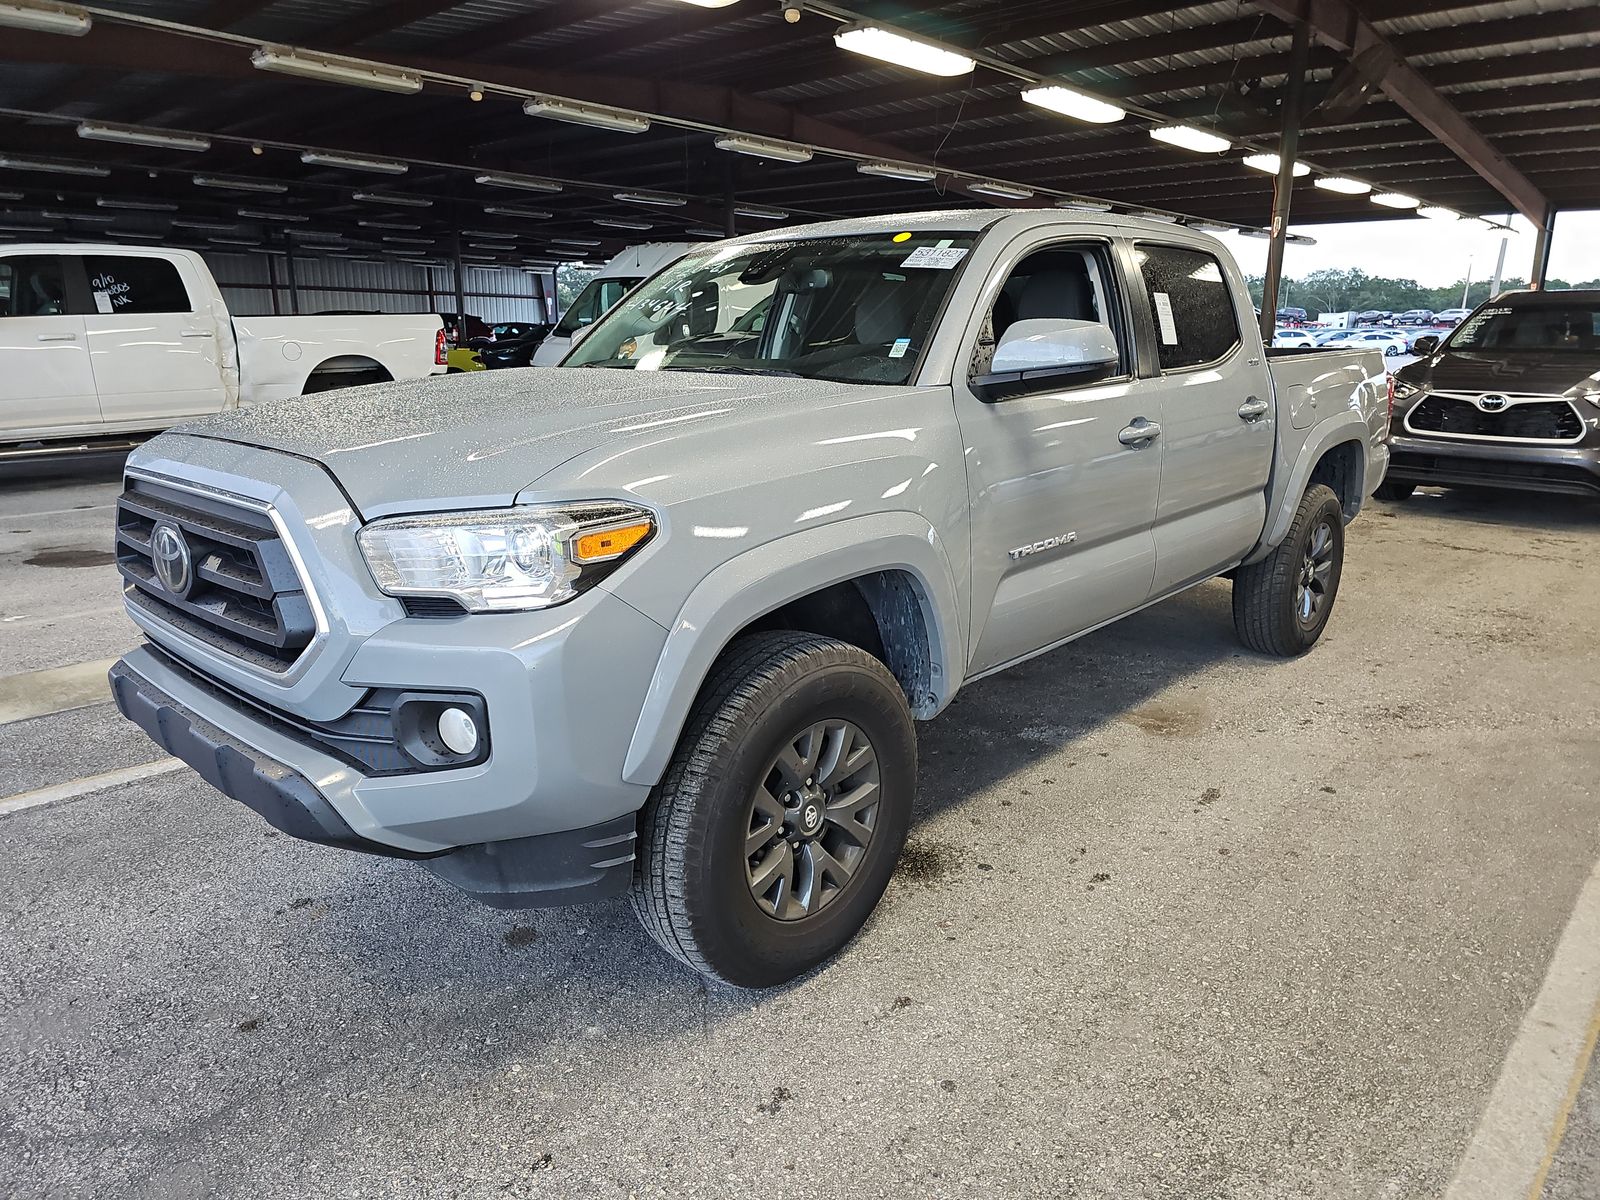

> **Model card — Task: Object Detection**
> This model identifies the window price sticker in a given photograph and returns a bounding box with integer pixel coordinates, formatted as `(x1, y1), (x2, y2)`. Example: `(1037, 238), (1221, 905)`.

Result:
(901, 246), (968, 269)
(1152, 291), (1179, 345)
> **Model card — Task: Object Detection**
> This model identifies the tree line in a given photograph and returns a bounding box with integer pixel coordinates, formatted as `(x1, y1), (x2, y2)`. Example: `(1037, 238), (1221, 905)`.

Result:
(1244, 267), (1600, 316)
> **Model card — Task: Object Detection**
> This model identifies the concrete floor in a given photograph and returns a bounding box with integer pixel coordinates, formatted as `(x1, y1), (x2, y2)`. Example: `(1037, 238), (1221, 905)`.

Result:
(2, 462), (1598, 1199)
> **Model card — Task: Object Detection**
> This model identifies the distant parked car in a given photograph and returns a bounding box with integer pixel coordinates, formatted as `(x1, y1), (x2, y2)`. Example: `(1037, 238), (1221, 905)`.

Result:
(1341, 329), (1409, 356)
(1434, 308), (1471, 325)
(438, 311), (492, 347)
(1272, 328), (1318, 348)
(1275, 306), (1307, 324)
(475, 325), (554, 370)
(1398, 309), (1434, 325)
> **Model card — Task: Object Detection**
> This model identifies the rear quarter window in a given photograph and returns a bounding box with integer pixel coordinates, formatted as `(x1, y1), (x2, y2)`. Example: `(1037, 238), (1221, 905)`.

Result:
(83, 255), (193, 315)
(1135, 244), (1242, 370)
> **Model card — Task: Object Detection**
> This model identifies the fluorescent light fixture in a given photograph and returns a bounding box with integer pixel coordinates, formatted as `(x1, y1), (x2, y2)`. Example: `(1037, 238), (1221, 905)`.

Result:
(77, 121), (210, 153)
(713, 134), (813, 163)
(250, 45), (422, 95)
(96, 197), (178, 212)
(675, 0), (740, 6)
(0, 221), (51, 232)
(382, 235), (434, 245)
(0, 154), (108, 177)
(173, 218), (239, 230)
(300, 150), (407, 175)
(595, 218), (652, 230)
(1285, 233), (1318, 246)
(733, 203), (787, 220)
(0, 191), (21, 200)
(45, 210), (113, 222)
(238, 208), (309, 222)
(1418, 206), (1460, 222)
(461, 229), (515, 238)
(523, 95), (650, 134)
(119, 230), (165, 240)
(0, 1), (90, 36)
(208, 236), (261, 246)
(1187, 220), (1232, 233)
(1055, 198), (1112, 212)
(553, 237), (602, 247)
(1136, 211), (1179, 223)
(1243, 153), (1310, 177)
(1238, 228), (1271, 239)
(484, 206), (553, 219)
(353, 191), (431, 208)
(1371, 191), (1420, 209)
(194, 175), (287, 194)
(1150, 125), (1231, 154)
(475, 172), (563, 193)
(834, 23), (974, 76)
(468, 242), (515, 249)
(614, 190), (687, 207)
(967, 179), (1034, 199)
(1313, 175), (1371, 195)
(685, 227), (725, 237)
(359, 219), (421, 230)
(1021, 84), (1124, 125)
(857, 160), (938, 182)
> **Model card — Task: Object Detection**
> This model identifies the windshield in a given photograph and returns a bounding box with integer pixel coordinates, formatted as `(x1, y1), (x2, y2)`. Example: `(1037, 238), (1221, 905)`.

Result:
(554, 276), (643, 338)
(565, 232), (976, 385)
(1447, 302), (1600, 353)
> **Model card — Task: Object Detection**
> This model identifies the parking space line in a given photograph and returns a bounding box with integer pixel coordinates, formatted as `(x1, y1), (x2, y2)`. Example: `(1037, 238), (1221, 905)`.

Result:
(0, 503), (115, 521)
(0, 657), (121, 725)
(1442, 859), (1600, 1200)
(0, 758), (184, 818)
(0, 605), (128, 627)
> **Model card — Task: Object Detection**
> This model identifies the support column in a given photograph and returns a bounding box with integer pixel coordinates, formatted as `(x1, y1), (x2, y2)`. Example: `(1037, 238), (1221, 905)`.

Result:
(282, 231), (300, 316)
(1259, 15), (1311, 343)
(452, 232), (467, 324)
(1530, 209), (1554, 290)
(722, 158), (738, 238)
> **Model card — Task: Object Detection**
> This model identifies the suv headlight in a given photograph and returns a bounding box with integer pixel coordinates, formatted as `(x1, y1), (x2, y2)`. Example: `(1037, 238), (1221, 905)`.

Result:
(358, 502), (654, 612)
(1392, 378), (1424, 401)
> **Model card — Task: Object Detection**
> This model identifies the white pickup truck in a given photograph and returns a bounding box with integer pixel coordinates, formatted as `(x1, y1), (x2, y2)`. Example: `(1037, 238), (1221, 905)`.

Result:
(0, 244), (446, 456)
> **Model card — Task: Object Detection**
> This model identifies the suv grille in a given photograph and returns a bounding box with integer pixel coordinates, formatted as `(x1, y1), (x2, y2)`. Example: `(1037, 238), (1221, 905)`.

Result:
(116, 479), (316, 673)
(1407, 395), (1582, 443)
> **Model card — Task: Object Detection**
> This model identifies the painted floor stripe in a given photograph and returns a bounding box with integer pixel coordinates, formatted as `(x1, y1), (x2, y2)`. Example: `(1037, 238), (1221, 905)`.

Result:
(0, 657), (121, 725)
(0, 758), (184, 817)
(0, 503), (115, 521)
(1443, 858), (1600, 1200)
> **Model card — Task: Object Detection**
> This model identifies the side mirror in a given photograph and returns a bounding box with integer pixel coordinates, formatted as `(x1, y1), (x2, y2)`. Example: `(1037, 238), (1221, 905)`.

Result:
(973, 319), (1121, 401)
(1413, 334), (1440, 355)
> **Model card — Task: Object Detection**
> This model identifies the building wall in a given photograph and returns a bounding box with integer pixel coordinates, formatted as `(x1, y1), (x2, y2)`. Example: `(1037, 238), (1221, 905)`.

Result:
(201, 251), (555, 324)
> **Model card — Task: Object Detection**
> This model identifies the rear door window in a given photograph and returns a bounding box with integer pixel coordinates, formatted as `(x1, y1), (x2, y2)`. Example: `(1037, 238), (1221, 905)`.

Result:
(0, 256), (71, 317)
(82, 255), (193, 315)
(1134, 244), (1242, 371)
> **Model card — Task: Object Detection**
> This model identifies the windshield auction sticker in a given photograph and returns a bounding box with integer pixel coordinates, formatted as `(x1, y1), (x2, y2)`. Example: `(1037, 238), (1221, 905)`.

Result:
(901, 246), (969, 269)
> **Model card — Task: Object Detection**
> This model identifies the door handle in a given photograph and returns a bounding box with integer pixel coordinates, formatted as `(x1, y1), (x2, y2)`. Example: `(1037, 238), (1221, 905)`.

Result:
(36, 333), (77, 343)
(1118, 419), (1162, 446)
(1238, 396), (1271, 420)
(180, 329), (213, 338)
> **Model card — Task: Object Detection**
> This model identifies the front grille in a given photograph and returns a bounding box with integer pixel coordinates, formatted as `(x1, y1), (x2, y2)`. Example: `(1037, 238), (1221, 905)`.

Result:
(116, 479), (316, 673)
(1407, 396), (1582, 443)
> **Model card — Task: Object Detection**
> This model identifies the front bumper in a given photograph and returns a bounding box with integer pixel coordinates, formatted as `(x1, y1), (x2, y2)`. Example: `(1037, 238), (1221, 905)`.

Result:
(1387, 434), (1600, 496)
(110, 649), (643, 907)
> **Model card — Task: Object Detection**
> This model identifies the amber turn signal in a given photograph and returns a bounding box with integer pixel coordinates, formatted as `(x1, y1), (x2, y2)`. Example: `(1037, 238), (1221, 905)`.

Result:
(572, 520), (652, 563)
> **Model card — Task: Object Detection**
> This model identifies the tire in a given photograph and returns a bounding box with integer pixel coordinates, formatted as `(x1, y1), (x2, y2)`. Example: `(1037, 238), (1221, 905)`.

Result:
(1374, 478), (1415, 502)
(302, 368), (390, 395)
(631, 631), (917, 988)
(1232, 483), (1346, 657)
(1384, 345), (1401, 357)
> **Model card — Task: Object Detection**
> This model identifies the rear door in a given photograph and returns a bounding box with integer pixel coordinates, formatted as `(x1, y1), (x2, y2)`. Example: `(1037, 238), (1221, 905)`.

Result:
(953, 234), (1164, 675)
(1129, 241), (1274, 594)
(78, 251), (229, 427)
(0, 253), (100, 437)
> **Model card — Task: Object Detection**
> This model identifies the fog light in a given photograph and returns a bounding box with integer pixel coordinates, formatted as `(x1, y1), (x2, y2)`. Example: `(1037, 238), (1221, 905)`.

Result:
(438, 707), (479, 756)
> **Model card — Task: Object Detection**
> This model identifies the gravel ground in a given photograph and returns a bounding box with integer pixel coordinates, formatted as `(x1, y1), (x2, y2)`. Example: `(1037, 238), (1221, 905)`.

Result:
(2, 472), (1598, 1199)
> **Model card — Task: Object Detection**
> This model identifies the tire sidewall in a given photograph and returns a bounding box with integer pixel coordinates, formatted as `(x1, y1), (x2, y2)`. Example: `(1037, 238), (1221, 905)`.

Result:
(687, 662), (915, 987)
(1287, 490), (1345, 649)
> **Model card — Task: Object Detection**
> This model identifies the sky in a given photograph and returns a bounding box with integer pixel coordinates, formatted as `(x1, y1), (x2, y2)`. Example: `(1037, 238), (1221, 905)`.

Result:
(1213, 208), (1600, 288)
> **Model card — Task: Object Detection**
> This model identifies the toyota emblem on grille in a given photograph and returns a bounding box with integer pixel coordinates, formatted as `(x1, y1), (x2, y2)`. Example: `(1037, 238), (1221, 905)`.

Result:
(150, 521), (193, 597)
(1477, 393), (1509, 412)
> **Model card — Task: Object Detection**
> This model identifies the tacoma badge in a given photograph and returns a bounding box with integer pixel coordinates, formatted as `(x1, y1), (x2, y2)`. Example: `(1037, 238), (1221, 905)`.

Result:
(1009, 532), (1078, 560)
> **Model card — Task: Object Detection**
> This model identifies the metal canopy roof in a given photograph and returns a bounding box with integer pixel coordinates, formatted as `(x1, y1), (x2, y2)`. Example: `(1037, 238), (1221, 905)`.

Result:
(0, 0), (1594, 267)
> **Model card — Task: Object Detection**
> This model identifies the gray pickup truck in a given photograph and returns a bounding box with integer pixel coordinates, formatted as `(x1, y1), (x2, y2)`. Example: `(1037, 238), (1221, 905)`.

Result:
(109, 211), (1390, 987)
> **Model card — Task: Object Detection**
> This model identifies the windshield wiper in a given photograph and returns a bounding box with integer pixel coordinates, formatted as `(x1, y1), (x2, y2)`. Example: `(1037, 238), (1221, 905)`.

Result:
(684, 365), (803, 378)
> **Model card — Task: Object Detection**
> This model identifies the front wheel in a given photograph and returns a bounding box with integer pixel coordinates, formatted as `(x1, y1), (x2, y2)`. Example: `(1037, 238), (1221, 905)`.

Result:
(631, 631), (917, 988)
(1232, 484), (1345, 656)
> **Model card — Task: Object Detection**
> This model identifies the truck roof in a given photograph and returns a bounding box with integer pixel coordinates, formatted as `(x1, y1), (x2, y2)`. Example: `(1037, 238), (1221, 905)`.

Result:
(712, 207), (1227, 249)
(0, 242), (207, 256)
(1491, 288), (1600, 304)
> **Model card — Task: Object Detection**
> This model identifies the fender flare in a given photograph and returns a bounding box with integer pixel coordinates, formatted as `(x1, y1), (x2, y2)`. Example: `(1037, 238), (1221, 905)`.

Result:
(619, 512), (965, 787)
(1248, 414), (1369, 561)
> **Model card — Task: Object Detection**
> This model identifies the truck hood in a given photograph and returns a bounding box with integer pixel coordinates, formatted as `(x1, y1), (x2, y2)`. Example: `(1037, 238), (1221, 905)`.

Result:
(173, 367), (920, 519)
(1398, 349), (1600, 397)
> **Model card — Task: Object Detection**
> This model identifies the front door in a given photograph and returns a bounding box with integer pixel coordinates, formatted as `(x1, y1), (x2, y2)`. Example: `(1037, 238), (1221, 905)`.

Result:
(953, 238), (1165, 675)
(78, 252), (229, 428)
(0, 254), (100, 438)
(1129, 242), (1275, 593)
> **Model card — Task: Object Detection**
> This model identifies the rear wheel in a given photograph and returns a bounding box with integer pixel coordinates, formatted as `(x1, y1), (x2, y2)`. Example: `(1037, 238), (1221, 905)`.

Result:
(1232, 484), (1345, 656)
(631, 631), (916, 988)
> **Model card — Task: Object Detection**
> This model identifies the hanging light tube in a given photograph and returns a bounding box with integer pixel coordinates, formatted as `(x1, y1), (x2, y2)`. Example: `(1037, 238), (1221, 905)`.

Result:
(483, 205), (553, 219)
(0, 154), (109, 177)
(713, 134), (813, 163)
(1371, 192), (1421, 209)
(1243, 153), (1310, 177)
(300, 150), (408, 175)
(523, 95), (650, 134)
(352, 191), (432, 207)
(475, 172), (563, 193)
(857, 161), (938, 182)
(967, 179), (1034, 199)
(614, 190), (688, 207)
(733, 203), (788, 220)
(595, 218), (652, 230)
(1021, 85), (1125, 125)
(1149, 125), (1231, 154)
(1314, 175), (1371, 195)
(0, 2), (90, 36)
(194, 176), (287, 194)
(96, 197), (178, 212)
(250, 46), (423, 95)
(834, 23), (975, 76)
(77, 122), (210, 153)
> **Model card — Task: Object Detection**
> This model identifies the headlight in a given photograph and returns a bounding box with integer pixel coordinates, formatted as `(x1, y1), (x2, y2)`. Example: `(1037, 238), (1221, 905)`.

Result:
(358, 502), (654, 612)
(1391, 378), (1424, 401)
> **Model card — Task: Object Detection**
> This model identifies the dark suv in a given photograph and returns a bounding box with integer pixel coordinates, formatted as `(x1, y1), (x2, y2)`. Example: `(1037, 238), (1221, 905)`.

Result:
(1383, 290), (1600, 499)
